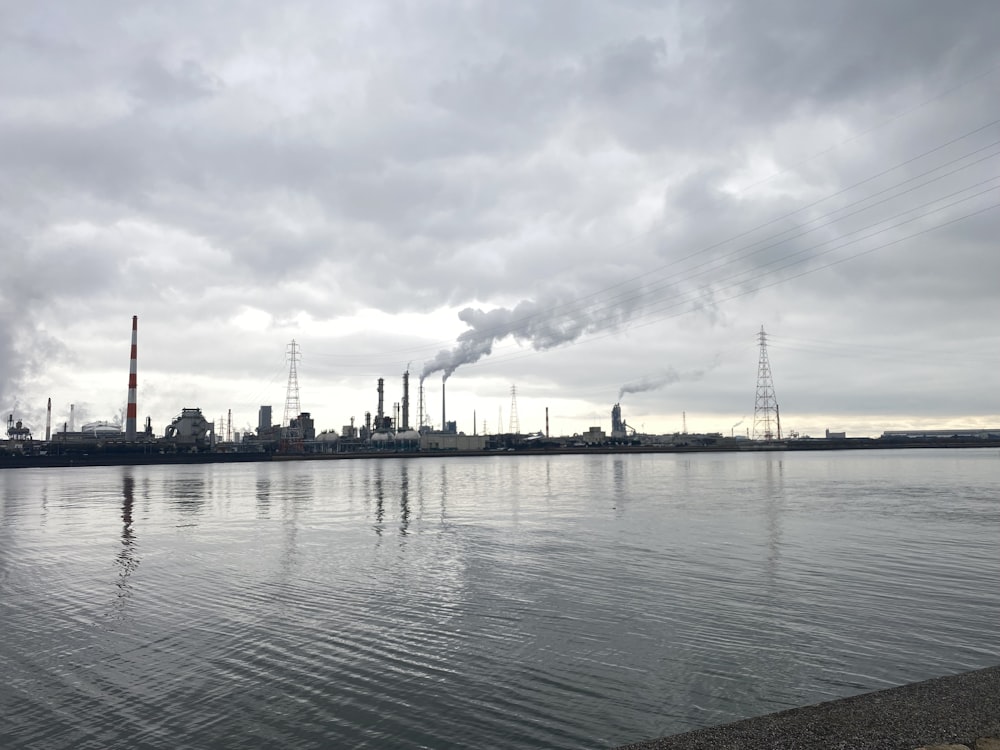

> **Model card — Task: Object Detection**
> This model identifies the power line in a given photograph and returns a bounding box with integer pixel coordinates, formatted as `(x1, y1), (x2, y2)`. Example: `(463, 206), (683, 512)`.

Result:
(447, 117), (1000, 348)
(465, 198), (1000, 372)
(217, 98), (1000, 394)
(311, 117), (1000, 368)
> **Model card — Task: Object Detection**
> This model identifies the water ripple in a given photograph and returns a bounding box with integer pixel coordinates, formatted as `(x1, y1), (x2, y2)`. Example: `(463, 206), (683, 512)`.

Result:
(1, 450), (998, 749)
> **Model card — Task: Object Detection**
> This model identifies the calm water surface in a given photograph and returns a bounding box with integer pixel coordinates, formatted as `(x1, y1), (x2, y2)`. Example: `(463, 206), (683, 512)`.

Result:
(1, 449), (998, 749)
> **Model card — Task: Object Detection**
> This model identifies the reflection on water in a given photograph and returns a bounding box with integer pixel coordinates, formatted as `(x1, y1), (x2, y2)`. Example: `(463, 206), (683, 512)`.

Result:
(439, 461), (448, 522)
(255, 465), (271, 519)
(612, 457), (626, 515)
(371, 460), (385, 534)
(168, 473), (206, 518)
(360, 460), (415, 537)
(763, 458), (784, 574)
(111, 471), (140, 621)
(400, 462), (410, 536)
(280, 468), (315, 512)
(1, 450), (999, 750)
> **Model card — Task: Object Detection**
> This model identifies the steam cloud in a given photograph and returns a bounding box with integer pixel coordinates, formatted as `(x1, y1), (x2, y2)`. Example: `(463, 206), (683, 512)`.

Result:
(618, 367), (705, 400)
(1, 295), (66, 426)
(0, 296), (22, 409)
(421, 289), (645, 382)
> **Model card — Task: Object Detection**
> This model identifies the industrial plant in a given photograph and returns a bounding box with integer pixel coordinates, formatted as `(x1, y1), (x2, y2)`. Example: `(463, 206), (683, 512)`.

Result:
(3, 317), (999, 467)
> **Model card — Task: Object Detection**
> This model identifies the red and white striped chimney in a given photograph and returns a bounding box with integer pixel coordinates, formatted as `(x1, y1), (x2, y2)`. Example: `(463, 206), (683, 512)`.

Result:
(126, 315), (137, 440)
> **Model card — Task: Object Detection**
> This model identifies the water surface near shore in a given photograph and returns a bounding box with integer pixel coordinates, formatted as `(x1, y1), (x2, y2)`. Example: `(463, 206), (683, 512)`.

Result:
(2, 449), (998, 749)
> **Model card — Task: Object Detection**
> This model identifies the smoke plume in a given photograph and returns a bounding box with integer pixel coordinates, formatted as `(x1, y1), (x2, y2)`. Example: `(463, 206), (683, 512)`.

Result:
(421, 288), (646, 382)
(618, 367), (704, 400)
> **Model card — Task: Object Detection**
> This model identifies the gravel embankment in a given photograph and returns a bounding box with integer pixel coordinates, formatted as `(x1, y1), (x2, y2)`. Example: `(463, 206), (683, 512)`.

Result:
(616, 665), (1000, 750)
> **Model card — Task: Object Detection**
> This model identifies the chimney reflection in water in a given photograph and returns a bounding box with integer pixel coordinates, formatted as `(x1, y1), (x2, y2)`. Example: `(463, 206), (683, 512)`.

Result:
(113, 471), (140, 618)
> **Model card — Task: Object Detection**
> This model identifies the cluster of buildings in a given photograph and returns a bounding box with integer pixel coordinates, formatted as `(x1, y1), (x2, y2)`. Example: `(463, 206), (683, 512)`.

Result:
(4, 316), (1000, 459)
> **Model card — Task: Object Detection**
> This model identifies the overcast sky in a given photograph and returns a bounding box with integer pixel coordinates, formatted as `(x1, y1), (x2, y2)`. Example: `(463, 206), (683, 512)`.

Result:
(2, 0), (998, 440)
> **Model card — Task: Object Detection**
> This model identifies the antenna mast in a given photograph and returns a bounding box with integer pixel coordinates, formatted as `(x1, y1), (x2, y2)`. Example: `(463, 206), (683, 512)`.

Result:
(752, 326), (781, 441)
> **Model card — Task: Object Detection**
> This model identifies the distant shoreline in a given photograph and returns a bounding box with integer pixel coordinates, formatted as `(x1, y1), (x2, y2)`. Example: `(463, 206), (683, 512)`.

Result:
(2, 438), (998, 470)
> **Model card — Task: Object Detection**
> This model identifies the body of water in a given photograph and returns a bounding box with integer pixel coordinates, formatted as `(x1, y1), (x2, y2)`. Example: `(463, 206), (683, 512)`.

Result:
(1, 449), (998, 749)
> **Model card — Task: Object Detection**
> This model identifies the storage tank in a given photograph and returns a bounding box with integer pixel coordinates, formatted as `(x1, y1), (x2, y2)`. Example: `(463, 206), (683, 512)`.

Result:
(80, 421), (123, 437)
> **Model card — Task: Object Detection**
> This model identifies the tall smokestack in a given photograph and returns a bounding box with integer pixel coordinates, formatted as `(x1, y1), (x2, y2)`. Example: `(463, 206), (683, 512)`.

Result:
(418, 380), (425, 431)
(441, 377), (446, 433)
(46, 398), (52, 441)
(126, 315), (137, 440)
(402, 371), (410, 431)
(70, 403), (75, 432)
(377, 377), (385, 427)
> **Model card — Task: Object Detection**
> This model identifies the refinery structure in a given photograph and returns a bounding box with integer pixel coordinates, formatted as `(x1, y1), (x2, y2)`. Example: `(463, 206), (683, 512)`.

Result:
(4, 317), (1000, 465)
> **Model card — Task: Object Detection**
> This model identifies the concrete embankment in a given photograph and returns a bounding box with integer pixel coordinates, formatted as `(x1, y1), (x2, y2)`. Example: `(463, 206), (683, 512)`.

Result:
(616, 665), (1000, 750)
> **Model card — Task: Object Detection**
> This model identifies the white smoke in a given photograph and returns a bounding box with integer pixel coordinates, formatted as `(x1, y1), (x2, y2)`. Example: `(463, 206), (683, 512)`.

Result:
(421, 287), (648, 382)
(618, 367), (705, 400)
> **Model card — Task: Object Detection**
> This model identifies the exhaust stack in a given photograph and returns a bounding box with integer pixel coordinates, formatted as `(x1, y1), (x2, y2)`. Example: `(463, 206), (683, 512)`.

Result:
(46, 398), (52, 441)
(126, 315), (137, 440)
(377, 377), (385, 428)
(402, 371), (410, 431)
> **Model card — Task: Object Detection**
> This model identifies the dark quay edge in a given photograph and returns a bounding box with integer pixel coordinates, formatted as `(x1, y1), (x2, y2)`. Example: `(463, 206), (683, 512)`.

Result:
(2, 438), (1000, 470)
(615, 664), (1000, 750)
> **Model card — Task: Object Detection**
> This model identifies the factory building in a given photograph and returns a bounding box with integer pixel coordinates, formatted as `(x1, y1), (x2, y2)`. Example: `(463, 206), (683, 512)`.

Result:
(881, 428), (1000, 440)
(289, 412), (315, 440)
(163, 408), (215, 449)
(610, 403), (637, 442)
(580, 426), (607, 445)
(3, 415), (33, 453)
(420, 432), (487, 452)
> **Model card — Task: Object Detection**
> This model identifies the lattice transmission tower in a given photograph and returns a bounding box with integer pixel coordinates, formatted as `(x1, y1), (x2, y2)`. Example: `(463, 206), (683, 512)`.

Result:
(509, 385), (520, 435)
(752, 326), (781, 441)
(283, 340), (302, 439)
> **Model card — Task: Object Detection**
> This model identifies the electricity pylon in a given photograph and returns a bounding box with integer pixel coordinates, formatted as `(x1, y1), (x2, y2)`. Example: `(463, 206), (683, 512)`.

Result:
(752, 326), (781, 441)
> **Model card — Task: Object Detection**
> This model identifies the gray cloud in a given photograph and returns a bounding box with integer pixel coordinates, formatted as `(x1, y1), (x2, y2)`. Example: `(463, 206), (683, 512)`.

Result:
(130, 59), (224, 105)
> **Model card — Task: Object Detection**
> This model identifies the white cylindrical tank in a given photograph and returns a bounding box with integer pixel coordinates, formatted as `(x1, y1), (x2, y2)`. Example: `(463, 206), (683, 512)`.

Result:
(81, 421), (123, 437)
